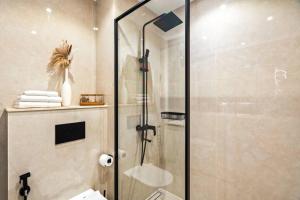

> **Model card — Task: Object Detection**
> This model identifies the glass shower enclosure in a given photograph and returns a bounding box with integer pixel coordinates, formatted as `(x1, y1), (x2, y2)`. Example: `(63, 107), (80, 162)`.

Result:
(114, 0), (190, 199)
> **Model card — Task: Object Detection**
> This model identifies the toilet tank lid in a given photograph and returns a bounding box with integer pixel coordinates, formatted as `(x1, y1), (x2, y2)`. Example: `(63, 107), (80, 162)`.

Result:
(70, 189), (107, 200)
(88, 191), (107, 200)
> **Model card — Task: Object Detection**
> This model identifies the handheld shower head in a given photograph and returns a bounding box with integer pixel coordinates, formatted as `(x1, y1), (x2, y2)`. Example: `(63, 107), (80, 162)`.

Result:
(145, 49), (150, 58)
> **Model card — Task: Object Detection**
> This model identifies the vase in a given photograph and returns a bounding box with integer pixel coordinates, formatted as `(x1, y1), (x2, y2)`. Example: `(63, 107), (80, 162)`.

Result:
(61, 68), (72, 106)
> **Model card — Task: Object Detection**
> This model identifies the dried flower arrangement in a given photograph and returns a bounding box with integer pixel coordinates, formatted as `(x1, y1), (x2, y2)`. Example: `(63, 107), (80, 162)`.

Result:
(47, 40), (74, 82)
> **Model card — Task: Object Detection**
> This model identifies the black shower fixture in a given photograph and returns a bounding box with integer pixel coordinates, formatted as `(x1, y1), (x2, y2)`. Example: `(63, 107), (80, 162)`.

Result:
(154, 12), (183, 32)
(137, 11), (183, 166)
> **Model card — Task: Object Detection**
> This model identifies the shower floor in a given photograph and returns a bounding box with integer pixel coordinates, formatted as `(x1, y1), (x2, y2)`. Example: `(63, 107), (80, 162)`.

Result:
(145, 189), (182, 200)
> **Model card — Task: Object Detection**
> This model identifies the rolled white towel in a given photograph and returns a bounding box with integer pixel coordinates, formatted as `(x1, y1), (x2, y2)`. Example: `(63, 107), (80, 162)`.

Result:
(23, 90), (58, 97)
(18, 95), (62, 103)
(14, 102), (61, 109)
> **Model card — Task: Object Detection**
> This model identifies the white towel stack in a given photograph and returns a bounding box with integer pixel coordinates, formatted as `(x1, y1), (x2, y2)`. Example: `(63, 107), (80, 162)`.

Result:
(14, 90), (62, 109)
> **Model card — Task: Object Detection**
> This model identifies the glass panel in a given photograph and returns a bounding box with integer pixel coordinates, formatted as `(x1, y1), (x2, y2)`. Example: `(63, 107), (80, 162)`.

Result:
(190, 0), (300, 199)
(117, 1), (186, 199)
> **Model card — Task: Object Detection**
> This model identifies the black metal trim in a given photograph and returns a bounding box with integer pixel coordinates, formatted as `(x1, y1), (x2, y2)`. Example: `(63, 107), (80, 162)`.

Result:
(114, 0), (190, 199)
(185, 0), (191, 199)
(115, 0), (151, 22)
(114, 18), (118, 200)
(114, 2), (151, 199)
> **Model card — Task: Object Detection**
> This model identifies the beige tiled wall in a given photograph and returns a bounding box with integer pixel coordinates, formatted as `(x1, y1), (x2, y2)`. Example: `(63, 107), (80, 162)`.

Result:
(0, 0), (97, 108)
(190, 0), (300, 199)
(7, 108), (107, 200)
(0, 0), (97, 199)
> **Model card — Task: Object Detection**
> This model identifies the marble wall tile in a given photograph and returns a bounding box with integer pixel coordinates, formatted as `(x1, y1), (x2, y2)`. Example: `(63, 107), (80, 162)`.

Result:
(190, 0), (300, 199)
(0, 0), (98, 199)
(7, 108), (107, 200)
(0, 0), (97, 107)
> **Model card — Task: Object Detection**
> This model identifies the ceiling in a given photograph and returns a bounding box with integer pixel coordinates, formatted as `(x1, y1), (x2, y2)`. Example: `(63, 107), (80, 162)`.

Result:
(138, 0), (188, 15)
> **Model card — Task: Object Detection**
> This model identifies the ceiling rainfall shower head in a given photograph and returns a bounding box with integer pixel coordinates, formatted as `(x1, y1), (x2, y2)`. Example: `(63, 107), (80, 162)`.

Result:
(153, 11), (183, 32)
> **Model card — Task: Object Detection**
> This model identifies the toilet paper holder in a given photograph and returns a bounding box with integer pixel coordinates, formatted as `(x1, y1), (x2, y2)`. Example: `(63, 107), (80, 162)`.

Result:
(99, 154), (114, 167)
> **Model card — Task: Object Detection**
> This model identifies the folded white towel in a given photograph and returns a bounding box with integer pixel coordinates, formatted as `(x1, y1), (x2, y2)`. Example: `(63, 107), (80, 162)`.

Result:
(23, 90), (58, 97)
(18, 95), (62, 103)
(14, 102), (61, 109)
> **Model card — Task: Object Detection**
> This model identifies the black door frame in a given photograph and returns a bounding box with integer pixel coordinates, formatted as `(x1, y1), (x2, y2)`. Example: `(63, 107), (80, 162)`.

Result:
(114, 0), (190, 199)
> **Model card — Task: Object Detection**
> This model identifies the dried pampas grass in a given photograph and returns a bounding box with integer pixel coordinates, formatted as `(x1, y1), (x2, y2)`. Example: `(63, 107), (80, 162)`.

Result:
(47, 40), (74, 92)
(47, 40), (74, 82)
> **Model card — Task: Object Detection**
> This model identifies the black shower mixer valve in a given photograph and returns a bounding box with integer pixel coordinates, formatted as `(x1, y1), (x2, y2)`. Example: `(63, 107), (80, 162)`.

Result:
(136, 124), (157, 140)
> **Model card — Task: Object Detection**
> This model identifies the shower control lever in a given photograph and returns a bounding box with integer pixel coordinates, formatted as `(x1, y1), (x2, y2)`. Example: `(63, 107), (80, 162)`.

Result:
(136, 124), (157, 137)
(147, 125), (156, 136)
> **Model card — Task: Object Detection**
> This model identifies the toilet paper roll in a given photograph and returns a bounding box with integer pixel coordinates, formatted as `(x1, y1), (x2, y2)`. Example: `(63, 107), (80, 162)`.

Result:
(99, 154), (114, 167)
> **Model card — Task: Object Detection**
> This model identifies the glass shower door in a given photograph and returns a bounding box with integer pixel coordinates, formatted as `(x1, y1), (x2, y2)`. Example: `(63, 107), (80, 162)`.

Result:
(115, 0), (188, 199)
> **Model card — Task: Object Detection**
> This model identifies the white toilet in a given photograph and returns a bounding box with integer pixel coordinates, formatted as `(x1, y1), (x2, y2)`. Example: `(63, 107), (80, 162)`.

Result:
(70, 189), (107, 200)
